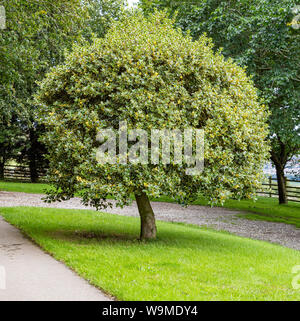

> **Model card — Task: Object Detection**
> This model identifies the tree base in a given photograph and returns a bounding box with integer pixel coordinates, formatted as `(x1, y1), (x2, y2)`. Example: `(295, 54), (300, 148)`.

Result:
(135, 192), (157, 240)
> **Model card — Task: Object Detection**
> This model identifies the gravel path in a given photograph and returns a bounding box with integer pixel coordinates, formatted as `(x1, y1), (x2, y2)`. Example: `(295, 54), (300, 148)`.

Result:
(0, 191), (299, 251)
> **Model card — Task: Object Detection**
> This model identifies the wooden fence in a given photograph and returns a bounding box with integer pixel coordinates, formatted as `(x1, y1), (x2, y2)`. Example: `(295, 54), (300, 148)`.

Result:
(2, 167), (300, 202)
(258, 177), (300, 202)
(3, 165), (47, 182)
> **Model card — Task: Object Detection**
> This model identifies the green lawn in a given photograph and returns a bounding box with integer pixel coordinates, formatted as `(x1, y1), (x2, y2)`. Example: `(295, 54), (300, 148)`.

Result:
(196, 197), (300, 228)
(155, 196), (300, 228)
(232, 198), (300, 228)
(0, 180), (49, 194)
(1, 206), (300, 301)
(1, 180), (300, 228)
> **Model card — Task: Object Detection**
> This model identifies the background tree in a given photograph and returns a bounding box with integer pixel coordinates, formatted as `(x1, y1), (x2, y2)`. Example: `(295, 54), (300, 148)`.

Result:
(0, 0), (125, 181)
(140, 0), (300, 204)
(86, 0), (125, 38)
(37, 11), (269, 240)
(0, 1), (28, 178)
(0, 96), (25, 179)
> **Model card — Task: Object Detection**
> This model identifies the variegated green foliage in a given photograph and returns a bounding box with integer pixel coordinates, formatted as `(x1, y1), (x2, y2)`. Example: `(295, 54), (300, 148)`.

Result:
(141, 0), (300, 204)
(37, 11), (269, 209)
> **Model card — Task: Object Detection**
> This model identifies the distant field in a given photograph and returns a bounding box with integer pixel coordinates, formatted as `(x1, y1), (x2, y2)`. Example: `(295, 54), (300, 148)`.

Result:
(288, 181), (300, 187)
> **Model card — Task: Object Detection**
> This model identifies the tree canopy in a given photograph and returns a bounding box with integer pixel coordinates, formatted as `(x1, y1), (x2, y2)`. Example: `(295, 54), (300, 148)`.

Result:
(37, 11), (269, 239)
(0, 0), (125, 180)
(141, 0), (300, 204)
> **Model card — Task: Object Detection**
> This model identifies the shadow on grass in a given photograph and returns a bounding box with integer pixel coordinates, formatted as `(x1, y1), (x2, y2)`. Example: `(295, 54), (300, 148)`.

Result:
(46, 230), (139, 244)
(38, 223), (281, 257)
(1, 206), (290, 255)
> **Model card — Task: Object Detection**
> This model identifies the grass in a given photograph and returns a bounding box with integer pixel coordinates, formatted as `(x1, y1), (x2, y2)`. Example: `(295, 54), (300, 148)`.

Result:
(1, 180), (299, 227)
(232, 199), (300, 228)
(1, 206), (300, 301)
(194, 197), (300, 228)
(0, 180), (50, 194)
(155, 195), (300, 228)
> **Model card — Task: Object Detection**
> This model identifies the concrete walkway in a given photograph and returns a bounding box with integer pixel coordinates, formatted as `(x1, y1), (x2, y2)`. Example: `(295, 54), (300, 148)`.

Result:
(0, 217), (111, 301)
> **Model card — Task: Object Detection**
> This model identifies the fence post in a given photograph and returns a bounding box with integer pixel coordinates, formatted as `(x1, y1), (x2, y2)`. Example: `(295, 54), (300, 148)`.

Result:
(284, 176), (287, 201)
(269, 176), (272, 198)
(284, 176), (287, 188)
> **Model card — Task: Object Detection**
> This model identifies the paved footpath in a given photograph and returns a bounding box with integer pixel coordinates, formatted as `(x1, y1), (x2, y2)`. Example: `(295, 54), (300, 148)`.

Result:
(0, 216), (111, 301)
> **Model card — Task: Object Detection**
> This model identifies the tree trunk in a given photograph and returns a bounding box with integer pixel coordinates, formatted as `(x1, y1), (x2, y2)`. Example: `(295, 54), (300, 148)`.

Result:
(135, 192), (157, 240)
(0, 162), (4, 180)
(275, 163), (288, 204)
(29, 128), (38, 183)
